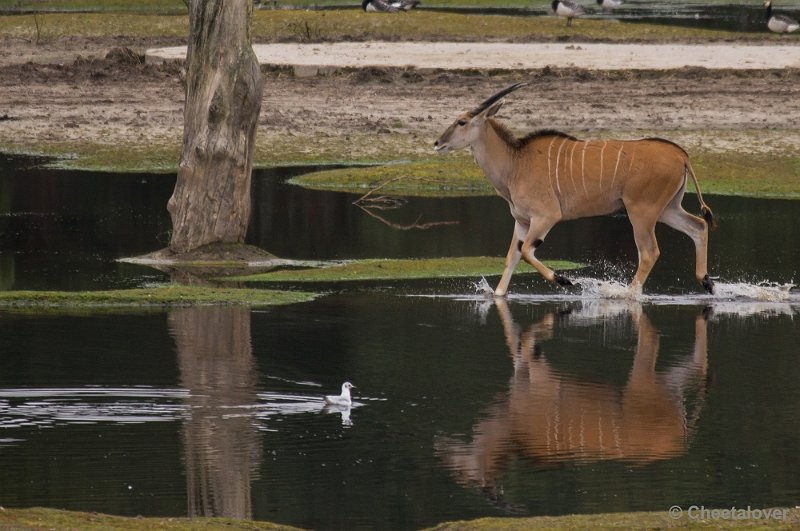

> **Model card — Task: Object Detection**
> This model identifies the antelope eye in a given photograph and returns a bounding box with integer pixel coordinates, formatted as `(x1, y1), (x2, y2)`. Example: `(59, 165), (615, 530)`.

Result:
(457, 120), (467, 126)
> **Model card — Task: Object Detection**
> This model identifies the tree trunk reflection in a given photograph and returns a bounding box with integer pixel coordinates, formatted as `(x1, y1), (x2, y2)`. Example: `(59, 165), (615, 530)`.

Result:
(169, 306), (262, 519)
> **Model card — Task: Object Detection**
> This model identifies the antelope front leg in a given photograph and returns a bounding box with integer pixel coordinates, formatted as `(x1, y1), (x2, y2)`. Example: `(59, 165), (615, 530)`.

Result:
(494, 221), (527, 297)
(520, 219), (571, 287)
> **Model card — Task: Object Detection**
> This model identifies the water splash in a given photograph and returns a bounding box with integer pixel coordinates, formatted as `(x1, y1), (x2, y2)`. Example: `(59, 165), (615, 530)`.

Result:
(712, 281), (794, 302)
(572, 277), (640, 300)
(472, 277), (495, 296)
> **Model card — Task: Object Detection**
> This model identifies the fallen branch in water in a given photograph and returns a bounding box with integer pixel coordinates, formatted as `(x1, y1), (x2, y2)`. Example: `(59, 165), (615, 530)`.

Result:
(352, 174), (459, 230)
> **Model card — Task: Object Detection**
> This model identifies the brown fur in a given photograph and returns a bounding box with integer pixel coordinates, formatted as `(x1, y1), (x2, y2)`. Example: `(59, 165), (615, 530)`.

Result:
(435, 301), (708, 488)
(434, 95), (716, 295)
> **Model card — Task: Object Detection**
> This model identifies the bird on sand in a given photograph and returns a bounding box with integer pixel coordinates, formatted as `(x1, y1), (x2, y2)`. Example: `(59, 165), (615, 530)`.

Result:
(324, 382), (355, 406)
(551, 0), (586, 26)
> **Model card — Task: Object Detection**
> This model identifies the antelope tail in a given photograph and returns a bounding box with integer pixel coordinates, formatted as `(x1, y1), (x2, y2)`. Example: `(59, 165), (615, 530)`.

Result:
(685, 161), (716, 230)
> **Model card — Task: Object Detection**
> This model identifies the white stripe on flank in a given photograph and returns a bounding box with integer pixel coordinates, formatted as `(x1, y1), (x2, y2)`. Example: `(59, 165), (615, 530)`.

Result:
(554, 137), (569, 195)
(547, 136), (558, 194)
(627, 150), (636, 179)
(598, 140), (608, 188)
(581, 141), (588, 197)
(611, 144), (624, 188)
(569, 141), (579, 193)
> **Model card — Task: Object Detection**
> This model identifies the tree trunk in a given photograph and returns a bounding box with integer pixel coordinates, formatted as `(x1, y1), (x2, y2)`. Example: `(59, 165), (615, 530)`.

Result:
(168, 0), (263, 254)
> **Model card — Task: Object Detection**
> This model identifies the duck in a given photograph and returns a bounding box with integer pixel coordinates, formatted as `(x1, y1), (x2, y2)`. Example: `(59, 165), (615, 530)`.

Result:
(551, 0), (586, 26)
(324, 382), (355, 406)
(764, 0), (799, 34)
(596, 0), (622, 12)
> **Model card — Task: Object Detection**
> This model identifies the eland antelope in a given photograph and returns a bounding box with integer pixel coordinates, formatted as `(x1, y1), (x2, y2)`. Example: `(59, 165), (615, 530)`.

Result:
(433, 83), (716, 297)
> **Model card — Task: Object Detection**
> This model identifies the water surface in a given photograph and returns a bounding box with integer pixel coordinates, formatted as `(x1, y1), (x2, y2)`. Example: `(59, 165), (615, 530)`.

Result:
(1, 156), (799, 529)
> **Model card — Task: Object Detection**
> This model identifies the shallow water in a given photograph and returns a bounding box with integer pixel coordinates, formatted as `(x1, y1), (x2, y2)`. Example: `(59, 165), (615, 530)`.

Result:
(1, 156), (800, 529)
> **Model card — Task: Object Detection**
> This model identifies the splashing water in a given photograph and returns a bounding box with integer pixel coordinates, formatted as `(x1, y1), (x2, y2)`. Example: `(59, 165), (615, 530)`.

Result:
(712, 281), (794, 302)
(473, 277), (495, 296)
(572, 277), (641, 300)
(469, 274), (794, 304)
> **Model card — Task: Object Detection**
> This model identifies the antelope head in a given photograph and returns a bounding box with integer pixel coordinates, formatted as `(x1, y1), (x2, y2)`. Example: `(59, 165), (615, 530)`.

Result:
(433, 82), (528, 153)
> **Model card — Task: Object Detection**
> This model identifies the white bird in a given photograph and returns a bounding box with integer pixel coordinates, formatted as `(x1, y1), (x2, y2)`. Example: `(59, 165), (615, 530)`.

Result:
(552, 0), (585, 27)
(596, 0), (622, 12)
(765, 0), (799, 34)
(324, 382), (355, 406)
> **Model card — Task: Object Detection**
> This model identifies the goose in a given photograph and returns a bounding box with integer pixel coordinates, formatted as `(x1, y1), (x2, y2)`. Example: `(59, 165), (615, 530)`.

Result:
(596, 0), (622, 12)
(324, 382), (355, 406)
(552, 0), (585, 26)
(765, 0), (799, 34)
(391, 0), (420, 10)
(362, 0), (419, 12)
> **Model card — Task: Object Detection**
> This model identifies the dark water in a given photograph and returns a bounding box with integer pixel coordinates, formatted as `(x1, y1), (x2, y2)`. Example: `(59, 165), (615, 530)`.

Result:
(1, 155), (800, 529)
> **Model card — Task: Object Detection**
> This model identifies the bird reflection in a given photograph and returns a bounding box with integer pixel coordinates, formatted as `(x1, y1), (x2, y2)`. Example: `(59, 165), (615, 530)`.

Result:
(436, 298), (709, 495)
(169, 306), (262, 520)
(323, 404), (354, 427)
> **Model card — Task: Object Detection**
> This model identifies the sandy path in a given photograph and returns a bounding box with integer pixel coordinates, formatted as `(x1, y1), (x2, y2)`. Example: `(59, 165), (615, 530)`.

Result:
(146, 42), (800, 70)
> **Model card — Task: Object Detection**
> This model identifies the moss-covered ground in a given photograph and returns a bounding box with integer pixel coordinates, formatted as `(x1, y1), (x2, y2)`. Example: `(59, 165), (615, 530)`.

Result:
(230, 256), (582, 283)
(2, 506), (799, 530)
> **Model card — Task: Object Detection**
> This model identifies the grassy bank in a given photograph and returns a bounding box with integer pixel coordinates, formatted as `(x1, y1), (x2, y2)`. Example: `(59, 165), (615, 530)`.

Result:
(229, 256), (582, 283)
(5, 139), (799, 199)
(0, 9), (767, 43)
(2, 507), (799, 530)
(0, 286), (319, 308)
(290, 150), (800, 200)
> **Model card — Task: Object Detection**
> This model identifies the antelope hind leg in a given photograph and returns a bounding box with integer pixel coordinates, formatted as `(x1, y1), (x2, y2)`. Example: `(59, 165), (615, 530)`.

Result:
(658, 200), (715, 295)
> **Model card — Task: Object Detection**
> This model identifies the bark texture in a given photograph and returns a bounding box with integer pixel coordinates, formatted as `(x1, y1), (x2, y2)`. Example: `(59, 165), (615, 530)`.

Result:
(168, 0), (263, 254)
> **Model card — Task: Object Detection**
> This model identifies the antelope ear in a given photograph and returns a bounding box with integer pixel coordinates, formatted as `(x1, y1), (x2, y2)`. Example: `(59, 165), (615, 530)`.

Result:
(485, 100), (504, 117)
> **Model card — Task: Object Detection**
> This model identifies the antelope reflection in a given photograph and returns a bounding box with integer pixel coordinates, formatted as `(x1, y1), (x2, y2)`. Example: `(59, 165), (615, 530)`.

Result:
(169, 306), (262, 519)
(437, 299), (709, 490)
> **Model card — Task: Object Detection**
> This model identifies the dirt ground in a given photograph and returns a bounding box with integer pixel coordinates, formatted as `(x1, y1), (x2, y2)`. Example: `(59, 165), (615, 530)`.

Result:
(2, 36), (800, 163)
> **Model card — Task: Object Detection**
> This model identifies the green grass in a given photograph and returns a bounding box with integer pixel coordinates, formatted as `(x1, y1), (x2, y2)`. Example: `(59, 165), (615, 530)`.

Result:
(0, 286), (319, 308)
(0, 12), (188, 39)
(254, 10), (748, 43)
(230, 256), (582, 283)
(290, 157), (488, 197)
(426, 508), (800, 530)
(2, 506), (799, 531)
(695, 152), (800, 199)
(289, 151), (800, 200)
(0, 0), (187, 13)
(0, 9), (766, 43)
(0, 507), (301, 531)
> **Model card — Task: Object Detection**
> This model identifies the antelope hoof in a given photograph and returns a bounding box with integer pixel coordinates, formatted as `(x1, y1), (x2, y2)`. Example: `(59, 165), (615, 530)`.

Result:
(702, 274), (715, 295)
(553, 273), (573, 287)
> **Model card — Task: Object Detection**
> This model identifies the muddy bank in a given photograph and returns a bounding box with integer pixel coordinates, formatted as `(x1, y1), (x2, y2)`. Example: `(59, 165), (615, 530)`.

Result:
(1, 38), (799, 167)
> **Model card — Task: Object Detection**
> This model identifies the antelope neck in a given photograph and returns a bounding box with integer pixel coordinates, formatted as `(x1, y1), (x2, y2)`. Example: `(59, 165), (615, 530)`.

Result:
(471, 121), (516, 200)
